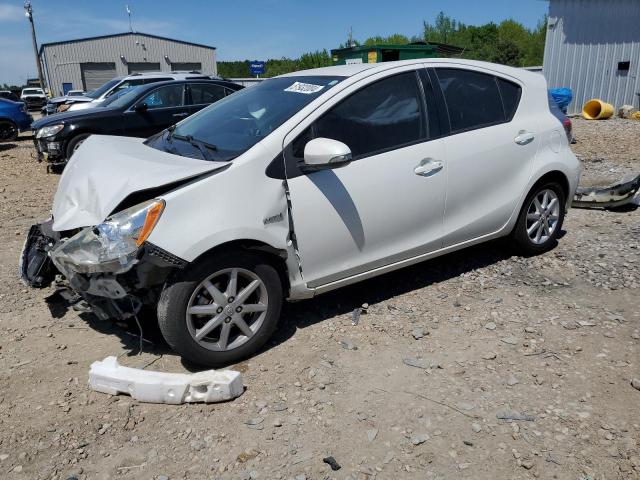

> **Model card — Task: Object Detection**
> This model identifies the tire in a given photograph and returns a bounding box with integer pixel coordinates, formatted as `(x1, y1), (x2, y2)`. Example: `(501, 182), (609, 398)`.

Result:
(65, 133), (91, 160)
(511, 181), (566, 255)
(0, 120), (18, 142)
(157, 250), (283, 367)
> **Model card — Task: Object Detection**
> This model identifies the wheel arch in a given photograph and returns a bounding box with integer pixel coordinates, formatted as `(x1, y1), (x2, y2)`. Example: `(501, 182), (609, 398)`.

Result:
(189, 239), (291, 295)
(529, 170), (570, 202)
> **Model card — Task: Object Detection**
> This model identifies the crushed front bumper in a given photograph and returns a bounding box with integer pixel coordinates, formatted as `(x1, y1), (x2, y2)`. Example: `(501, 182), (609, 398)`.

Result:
(20, 219), (187, 321)
(33, 135), (64, 165)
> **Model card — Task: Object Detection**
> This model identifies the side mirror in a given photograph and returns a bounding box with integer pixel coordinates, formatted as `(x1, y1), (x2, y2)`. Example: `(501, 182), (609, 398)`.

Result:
(302, 137), (352, 172)
(134, 102), (148, 112)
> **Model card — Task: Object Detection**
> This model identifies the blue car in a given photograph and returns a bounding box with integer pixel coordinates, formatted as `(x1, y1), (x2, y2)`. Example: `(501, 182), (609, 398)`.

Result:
(0, 98), (33, 142)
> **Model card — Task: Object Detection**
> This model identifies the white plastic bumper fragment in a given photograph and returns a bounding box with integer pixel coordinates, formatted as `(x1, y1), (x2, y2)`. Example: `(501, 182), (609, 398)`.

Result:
(88, 356), (244, 404)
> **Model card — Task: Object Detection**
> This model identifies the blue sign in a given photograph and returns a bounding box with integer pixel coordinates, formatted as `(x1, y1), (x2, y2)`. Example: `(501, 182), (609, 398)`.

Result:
(249, 60), (265, 76)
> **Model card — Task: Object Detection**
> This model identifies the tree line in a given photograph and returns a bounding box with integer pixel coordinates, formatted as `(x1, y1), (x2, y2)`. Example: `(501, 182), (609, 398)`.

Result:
(218, 12), (546, 78)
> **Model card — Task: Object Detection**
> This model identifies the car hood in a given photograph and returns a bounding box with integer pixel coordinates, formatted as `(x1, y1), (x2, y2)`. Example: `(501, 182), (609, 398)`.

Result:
(32, 107), (119, 128)
(52, 135), (228, 231)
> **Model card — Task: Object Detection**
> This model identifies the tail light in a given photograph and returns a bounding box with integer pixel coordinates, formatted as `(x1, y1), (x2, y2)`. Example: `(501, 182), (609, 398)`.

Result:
(562, 117), (572, 142)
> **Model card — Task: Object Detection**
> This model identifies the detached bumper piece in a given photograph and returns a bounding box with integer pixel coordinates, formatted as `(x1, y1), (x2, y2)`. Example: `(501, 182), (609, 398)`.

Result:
(89, 356), (244, 404)
(572, 174), (640, 209)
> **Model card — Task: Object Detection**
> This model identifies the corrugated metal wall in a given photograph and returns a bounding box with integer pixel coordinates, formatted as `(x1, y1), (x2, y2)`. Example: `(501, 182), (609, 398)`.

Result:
(543, 0), (640, 115)
(42, 33), (216, 96)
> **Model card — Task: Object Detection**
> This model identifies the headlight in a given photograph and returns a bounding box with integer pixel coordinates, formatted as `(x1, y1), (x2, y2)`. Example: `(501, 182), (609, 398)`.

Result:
(50, 199), (165, 275)
(36, 124), (64, 138)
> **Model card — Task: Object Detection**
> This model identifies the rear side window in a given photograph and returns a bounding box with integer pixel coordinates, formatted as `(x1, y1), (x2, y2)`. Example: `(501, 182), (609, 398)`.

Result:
(436, 68), (505, 133)
(189, 83), (226, 104)
(296, 72), (425, 160)
(497, 78), (522, 121)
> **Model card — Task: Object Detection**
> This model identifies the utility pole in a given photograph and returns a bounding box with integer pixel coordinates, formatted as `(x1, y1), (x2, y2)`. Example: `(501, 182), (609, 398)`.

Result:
(24, 1), (45, 90)
(126, 5), (133, 33)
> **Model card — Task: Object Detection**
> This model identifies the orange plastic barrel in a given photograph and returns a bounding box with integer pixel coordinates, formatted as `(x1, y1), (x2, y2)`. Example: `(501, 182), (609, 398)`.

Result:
(582, 99), (614, 120)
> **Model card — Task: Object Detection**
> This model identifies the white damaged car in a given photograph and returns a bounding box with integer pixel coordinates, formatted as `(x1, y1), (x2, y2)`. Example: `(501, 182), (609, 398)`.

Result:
(21, 59), (581, 366)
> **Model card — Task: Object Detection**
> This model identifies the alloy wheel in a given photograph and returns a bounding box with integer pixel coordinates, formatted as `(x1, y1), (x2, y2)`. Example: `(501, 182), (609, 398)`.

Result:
(526, 188), (560, 245)
(186, 268), (268, 351)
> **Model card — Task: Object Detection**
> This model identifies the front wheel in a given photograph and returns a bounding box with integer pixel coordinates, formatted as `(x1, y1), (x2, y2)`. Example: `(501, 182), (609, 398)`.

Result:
(65, 133), (91, 160)
(511, 182), (566, 255)
(0, 120), (18, 142)
(157, 251), (283, 367)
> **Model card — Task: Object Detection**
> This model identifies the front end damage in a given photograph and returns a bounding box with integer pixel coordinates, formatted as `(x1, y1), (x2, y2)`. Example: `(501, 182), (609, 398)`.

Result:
(20, 214), (186, 321)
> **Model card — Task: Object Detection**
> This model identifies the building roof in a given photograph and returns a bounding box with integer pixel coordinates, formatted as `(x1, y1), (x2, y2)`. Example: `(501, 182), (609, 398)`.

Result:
(39, 32), (216, 55)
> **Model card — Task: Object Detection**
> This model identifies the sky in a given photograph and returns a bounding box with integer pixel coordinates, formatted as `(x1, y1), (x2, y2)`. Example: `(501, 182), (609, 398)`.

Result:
(0, 0), (549, 85)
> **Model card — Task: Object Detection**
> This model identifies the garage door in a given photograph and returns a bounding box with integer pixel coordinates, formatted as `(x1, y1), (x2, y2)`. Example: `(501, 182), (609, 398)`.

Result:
(127, 62), (161, 74)
(80, 62), (117, 91)
(171, 62), (202, 72)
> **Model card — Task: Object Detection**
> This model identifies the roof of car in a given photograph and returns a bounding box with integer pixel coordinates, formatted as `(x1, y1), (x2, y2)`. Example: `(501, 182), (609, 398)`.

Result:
(118, 78), (242, 93)
(281, 58), (539, 82)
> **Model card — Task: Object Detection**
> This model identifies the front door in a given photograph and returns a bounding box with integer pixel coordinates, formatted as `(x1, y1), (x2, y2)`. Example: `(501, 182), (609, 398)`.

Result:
(123, 84), (189, 138)
(285, 69), (447, 288)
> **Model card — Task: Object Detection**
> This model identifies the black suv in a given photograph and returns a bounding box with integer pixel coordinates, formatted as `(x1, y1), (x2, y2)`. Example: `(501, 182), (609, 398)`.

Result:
(32, 79), (242, 170)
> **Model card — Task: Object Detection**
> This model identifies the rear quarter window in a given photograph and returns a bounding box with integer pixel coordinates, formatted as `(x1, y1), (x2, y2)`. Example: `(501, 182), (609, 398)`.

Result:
(436, 68), (506, 133)
(497, 78), (522, 121)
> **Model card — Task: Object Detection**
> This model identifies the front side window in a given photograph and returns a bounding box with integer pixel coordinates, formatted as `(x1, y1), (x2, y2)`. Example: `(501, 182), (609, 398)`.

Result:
(293, 71), (425, 160)
(189, 83), (226, 105)
(138, 85), (184, 110)
(436, 68), (505, 133)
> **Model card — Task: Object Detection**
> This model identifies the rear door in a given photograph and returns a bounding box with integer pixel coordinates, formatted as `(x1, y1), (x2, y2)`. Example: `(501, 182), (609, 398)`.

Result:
(122, 84), (188, 137)
(431, 67), (537, 247)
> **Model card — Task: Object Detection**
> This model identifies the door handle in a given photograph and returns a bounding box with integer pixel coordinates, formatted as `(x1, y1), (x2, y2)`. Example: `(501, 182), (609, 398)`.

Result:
(414, 158), (443, 177)
(515, 130), (535, 146)
(172, 112), (188, 118)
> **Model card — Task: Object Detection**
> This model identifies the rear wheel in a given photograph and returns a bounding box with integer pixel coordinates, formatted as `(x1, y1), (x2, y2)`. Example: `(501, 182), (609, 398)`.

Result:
(0, 120), (18, 142)
(65, 133), (91, 160)
(511, 182), (566, 255)
(158, 251), (283, 367)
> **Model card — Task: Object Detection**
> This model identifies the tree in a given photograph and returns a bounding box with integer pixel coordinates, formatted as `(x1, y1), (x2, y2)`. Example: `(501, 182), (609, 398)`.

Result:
(492, 40), (522, 66)
(423, 11), (457, 44)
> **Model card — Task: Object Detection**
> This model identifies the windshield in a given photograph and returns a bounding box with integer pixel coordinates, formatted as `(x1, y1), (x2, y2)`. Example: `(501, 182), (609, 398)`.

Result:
(86, 79), (120, 99)
(153, 76), (344, 162)
(23, 89), (43, 94)
(101, 86), (142, 108)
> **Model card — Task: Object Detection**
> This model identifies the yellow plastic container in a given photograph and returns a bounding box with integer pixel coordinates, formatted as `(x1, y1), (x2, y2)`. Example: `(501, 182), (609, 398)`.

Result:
(582, 99), (614, 120)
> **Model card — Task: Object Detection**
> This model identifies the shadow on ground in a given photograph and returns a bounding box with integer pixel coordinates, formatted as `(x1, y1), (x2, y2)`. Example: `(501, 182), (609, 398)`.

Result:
(46, 237), (529, 371)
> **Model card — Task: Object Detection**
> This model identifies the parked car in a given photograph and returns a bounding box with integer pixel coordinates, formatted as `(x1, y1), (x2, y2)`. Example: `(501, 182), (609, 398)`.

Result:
(20, 87), (47, 110)
(42, 90), (85, 115)
(0, 90), (21, 102)
(21, 59), (581, 367)
(63, 71), (213, 112)
(32, 79), (242, 168)
(0, 98), (33, 141)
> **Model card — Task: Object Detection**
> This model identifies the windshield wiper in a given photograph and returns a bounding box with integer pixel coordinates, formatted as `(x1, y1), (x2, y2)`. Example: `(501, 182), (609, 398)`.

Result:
(172, 133), (218, 160)
(166, 124), (177, 142)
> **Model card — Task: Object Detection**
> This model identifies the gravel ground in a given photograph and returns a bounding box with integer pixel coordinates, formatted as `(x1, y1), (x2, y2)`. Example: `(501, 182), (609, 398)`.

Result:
(0, 119), (639, 480)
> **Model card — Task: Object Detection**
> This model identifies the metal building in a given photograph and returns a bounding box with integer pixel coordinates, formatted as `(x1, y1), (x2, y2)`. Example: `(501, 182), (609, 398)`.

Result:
(40, 32), (217, 96)
(543, 0), (640, 115)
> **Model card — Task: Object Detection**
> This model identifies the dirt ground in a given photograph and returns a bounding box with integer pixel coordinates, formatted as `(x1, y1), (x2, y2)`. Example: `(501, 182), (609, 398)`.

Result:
(0, 118), (639, 480)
